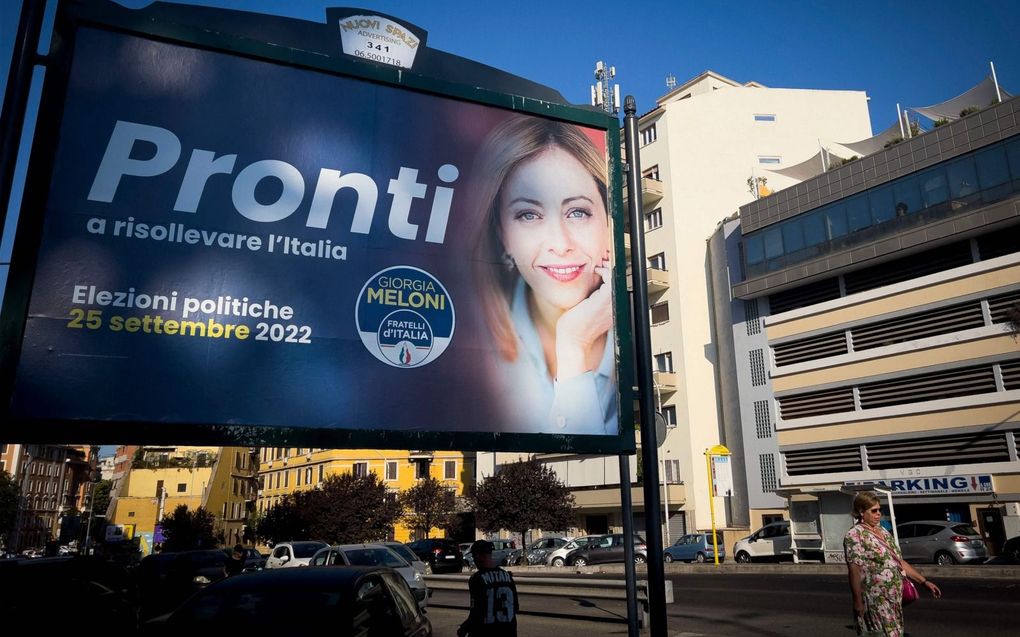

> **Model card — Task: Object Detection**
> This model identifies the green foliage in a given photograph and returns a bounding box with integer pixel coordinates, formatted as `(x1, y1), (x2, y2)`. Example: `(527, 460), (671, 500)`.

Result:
(400, 476), (458, 539)
(959, 106), (979, 117)
(91, 480), (113, 518)
(933, 118), (949, 128)
(472, 460), (575, 544)
(0, 471), (19, 544)
(883, 136), (904, 149)
(159, 504), (217, 551)
(256, 473), (402, 545)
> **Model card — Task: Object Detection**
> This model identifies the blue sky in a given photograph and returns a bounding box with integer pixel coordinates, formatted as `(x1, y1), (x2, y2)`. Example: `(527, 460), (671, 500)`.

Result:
(1, 0), (1018, 456)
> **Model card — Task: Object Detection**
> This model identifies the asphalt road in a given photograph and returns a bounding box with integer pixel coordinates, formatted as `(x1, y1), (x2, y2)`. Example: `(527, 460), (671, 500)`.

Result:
(426, 571), (1019, 636)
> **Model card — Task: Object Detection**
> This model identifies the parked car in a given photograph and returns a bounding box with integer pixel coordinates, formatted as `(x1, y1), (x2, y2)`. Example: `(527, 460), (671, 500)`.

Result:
(464, 539), (518, 568)
(664, 532), (725, 563)
(565, 534), (647, 566)
(225, 546), (266, 572)
(547, 535), (601, 567)
(1002, 535), (1020, 564)
(310, 543), (427, 608)
(406, 538), (464, 574)
(135, 548), (232, 619)
(896, 520), (988, 565)
(524, 537), (571, 565)
(264, 541), (328, 569)
(144, 565), (432, 636)
(733, 521), (792, 563)
(381, 541), (429, 577)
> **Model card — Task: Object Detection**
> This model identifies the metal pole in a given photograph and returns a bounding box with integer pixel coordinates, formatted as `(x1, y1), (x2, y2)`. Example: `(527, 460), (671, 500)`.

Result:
(0, 0), (47, 235)
(705, 451), (720, 567)
(895, 103), (905, 138)
(618, 454), (639, 637)
(661, 458), (670, 546)
(990, 61), (1002, 103)
(623, 94), (667, 636)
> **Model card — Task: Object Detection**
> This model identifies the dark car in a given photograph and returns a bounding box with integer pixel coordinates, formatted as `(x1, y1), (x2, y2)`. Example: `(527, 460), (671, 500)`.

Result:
(144, 565), (431, 636)
(135, 548), (231, 619)
(566, 534), (647, 566)
(1002, 535), (1020, 564)
(406, 538), (463, 574)
(228, 546), (266, 572)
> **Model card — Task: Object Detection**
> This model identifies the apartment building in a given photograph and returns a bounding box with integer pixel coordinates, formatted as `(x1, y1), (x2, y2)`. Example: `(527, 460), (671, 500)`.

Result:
(257, 447), (474, 542)
(477, 71), (872, 543)
(713, 96), (1020, 560)
(203, 447), (259, 547)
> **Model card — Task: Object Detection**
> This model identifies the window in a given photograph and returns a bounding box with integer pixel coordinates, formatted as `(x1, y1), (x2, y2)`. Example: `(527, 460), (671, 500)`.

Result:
(758, 156), (781, 165)
(645, 208), (663, 230)
(155, 479), (164, 498)
(284, 471), (289, 487)
(177, 483), (186, 493)
(640, 123), (657, 146)
(444, 460), (457, 480)
(845, 195), (870, 233)
(754, 114), (777, 122)
(274, 472), (280, 489)
(744, 234), (764, 265)
(662, 405), (677, 426)
(663, 459), (680, 483)
(643, 165), (660, 181)
(296, 468), (302, 486)
(647, 252), (666, 270)
(415, 460), (430, 480)
(319, 465), (324, 482)
(353, 462), (369, 478)
(654, 352), (674, 373)
(802, 212), (826, 248)
(869, 185), (895, 224)
(650, 301), (669, 324)
(306, 467), (313, 484)
(385, 461), (398, 481)
(128, 511), (135, 517)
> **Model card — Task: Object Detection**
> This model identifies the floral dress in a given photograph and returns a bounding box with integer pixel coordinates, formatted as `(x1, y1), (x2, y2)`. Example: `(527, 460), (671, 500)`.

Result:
(844, 524), (904, 636)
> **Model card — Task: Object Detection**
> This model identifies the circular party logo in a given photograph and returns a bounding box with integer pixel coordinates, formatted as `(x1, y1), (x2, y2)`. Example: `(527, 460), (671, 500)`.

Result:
(355, 266), (455, 368)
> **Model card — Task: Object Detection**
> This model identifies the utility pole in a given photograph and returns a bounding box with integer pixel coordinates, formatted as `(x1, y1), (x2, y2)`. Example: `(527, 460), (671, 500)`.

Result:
(590, 60), (621, 115)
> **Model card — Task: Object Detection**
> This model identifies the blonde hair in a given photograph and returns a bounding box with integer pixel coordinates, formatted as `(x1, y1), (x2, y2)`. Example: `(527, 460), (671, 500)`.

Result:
(852, 491), (881, 520)
(472, 116), (608, 361)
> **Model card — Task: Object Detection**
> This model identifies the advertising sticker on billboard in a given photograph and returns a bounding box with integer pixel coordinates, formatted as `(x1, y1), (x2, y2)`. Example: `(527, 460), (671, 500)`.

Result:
(0, 3), (631, 454)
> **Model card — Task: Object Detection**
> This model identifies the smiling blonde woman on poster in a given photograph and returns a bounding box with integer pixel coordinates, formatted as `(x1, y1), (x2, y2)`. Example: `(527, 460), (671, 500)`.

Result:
(473, 116), (616, 435)
(844, 492), (941, 636)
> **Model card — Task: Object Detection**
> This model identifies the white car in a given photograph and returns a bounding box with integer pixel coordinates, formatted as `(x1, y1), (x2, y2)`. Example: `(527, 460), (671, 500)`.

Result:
(733, 521), (792, 563)
(546, 535), (599, 567)
(310, 543), (428, 608)
(380, 541), (429, 577)
(263, 541), (328, 569)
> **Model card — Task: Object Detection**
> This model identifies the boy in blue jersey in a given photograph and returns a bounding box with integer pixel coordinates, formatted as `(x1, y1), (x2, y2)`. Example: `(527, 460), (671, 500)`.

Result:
(458, 539), (519, 637)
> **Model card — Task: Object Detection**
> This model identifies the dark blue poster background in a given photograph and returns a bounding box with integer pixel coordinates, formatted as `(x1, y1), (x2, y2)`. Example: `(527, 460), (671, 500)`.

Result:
(9, 27), (621, 440)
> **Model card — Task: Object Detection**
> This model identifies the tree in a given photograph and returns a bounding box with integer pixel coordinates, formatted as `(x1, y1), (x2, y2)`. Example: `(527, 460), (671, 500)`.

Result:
(256, 473), (402, 545)
(400, 476), (458, 539)
(91, 480), (113, 519)
(473, 460), (574, 547)
(0, 471), (19, 547)
(159, 504), (217, 551)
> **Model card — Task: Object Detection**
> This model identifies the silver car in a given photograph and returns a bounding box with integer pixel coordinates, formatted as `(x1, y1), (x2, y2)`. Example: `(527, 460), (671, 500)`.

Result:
(309, 543), (428, 608)
(896, 520), (987, 565)
(546, 535), (599, 567)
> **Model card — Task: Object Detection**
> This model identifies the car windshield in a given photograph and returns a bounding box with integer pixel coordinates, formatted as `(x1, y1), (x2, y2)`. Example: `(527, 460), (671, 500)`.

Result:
(293, 543), (325, 558)
(950, 524), (979, 536)
(387, 544), (420, 564)
(343, 548), (407, 568)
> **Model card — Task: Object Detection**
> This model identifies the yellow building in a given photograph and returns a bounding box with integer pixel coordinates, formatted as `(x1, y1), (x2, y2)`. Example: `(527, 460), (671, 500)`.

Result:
(204, 447), (259, 547)
(257, 448), (474, 542)
(108, 446), (218, 553)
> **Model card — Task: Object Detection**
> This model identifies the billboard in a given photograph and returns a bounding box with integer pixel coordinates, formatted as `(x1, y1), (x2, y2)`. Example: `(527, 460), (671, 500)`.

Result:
(0, 2), (632, 453)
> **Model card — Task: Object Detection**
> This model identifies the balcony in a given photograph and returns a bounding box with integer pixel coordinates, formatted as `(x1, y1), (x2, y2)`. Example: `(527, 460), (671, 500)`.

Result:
(625, 266), (671, 294)
(652, 371), (678, 394)
(623, 176), (665, 207)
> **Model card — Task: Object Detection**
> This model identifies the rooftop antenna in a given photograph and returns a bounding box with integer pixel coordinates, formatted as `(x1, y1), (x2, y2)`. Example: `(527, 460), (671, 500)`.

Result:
(666, 73), (677, 91)
(591, 60), (620, 115)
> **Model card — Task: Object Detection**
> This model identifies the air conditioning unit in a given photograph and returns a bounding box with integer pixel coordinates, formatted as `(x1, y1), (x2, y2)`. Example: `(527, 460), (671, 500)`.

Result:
(1002, 502), (1020, 517)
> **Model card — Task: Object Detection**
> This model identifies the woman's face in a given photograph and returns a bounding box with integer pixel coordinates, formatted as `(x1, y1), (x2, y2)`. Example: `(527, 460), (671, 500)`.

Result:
(498, 146), (609, 314)
(859, 502), (882, 527)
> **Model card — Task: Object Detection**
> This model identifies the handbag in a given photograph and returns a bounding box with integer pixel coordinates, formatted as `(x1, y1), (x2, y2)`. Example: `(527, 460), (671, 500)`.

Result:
(901, 577), (919, 606)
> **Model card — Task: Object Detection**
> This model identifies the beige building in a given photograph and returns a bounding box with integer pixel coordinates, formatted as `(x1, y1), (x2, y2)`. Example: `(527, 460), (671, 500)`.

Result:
(717, 95), (1020, 560)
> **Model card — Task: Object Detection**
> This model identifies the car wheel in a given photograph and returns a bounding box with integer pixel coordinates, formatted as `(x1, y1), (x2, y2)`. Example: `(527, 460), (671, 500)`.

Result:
(695, 552), (707, 563)
(573, 557), (587, 567)
(664, 553), (674, 563)
(634, 554), (646, 564)
(935, 551), (957, 566)
(551, 557), (565, 567)
(736, 551), (751, 564)
(1005, 545), (1020, 565)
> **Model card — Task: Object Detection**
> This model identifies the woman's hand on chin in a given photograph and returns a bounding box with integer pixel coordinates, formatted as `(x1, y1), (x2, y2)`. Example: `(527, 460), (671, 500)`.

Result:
(555, 254), (612, 379)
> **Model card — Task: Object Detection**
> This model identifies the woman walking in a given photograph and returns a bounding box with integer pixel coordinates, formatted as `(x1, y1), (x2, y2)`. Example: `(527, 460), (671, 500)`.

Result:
(844, 492), (941, 636)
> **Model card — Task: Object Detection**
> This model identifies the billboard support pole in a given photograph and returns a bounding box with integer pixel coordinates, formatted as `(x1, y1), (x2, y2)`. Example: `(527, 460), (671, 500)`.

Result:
(623, 94), (667, 636)
(0, 0), (47, 238)
(618, 454), (639, 636)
